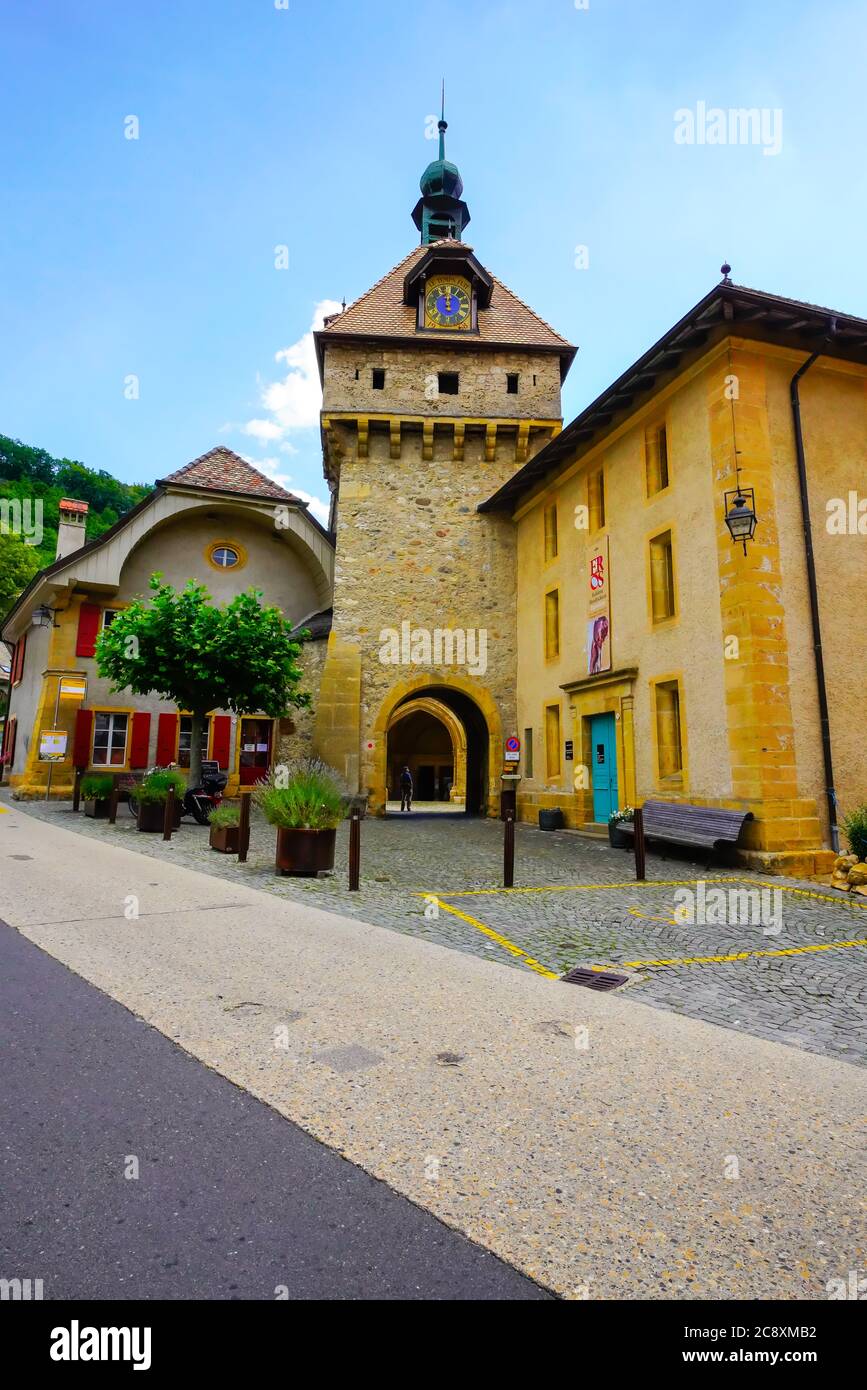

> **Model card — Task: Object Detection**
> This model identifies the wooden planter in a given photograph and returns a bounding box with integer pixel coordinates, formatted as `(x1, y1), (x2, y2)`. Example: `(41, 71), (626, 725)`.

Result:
(275, 826), (336, 876)
(210, 823), (240, 854)
(137, 801), (182, 833)
(84, 798), (110, 819)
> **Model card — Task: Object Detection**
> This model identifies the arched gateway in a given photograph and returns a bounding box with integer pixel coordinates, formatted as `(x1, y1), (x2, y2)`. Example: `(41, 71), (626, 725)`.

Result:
(369, 676), (502, 817)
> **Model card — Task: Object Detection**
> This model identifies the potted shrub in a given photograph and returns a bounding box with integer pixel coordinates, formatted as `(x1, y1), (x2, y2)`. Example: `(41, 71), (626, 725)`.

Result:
(255, 758), (344, 875)
(135, 768), (186, 833)
(608, 806), (634, 848)
(209, 801), (241, 854)
(81, 773), (115, 819)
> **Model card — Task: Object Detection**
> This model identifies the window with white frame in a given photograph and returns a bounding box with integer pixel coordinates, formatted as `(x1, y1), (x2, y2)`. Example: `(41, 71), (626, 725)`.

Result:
(92, 712), (128, 766)
(177, 715), (210, 768)
(102, 609), (121, 629)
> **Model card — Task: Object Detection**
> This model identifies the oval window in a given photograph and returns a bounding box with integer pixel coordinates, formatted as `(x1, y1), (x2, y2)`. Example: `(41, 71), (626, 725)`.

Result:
(210, 545), (239, 568)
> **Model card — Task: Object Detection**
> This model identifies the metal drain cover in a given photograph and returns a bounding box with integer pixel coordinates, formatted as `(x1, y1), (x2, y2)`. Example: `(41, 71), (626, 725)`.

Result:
(561, 967), (628, 991)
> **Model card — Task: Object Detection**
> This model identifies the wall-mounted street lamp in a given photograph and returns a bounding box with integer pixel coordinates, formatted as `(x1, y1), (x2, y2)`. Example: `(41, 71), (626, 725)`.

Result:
(724, 487), (758, 554)
(31, 604), (60, 628)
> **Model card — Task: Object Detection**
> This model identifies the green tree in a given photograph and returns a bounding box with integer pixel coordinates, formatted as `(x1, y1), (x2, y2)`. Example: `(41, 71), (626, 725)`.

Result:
(95, 575), (310, 788)
(0, 531), (42, 616)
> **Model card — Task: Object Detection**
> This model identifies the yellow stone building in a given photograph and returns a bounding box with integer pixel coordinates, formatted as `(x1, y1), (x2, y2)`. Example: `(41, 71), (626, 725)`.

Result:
(3, 117), (865, 880)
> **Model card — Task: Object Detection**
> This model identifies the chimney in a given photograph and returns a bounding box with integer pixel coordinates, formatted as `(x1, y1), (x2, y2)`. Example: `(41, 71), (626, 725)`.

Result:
(56, 498), (89, 560)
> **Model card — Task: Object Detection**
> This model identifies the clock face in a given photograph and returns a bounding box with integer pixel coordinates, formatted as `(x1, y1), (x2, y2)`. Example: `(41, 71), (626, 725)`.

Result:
(424, 275), (472, 330)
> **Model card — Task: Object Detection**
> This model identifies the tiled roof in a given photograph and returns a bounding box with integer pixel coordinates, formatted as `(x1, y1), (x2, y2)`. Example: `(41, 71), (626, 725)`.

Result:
(160, 447), (299, 503)
(319, 242), (573, 352)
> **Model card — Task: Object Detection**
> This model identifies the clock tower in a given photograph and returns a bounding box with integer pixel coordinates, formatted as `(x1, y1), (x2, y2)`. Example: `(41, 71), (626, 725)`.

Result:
(310, 119), (576, 814)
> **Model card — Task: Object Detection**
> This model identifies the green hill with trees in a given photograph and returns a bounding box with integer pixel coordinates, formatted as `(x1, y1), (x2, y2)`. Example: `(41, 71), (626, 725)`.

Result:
(0, 435), (150, 615)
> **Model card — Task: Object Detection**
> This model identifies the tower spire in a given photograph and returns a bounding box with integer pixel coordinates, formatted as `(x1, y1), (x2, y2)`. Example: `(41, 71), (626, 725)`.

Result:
(438, 80), (446, 161)
(412, 88), (471, 245)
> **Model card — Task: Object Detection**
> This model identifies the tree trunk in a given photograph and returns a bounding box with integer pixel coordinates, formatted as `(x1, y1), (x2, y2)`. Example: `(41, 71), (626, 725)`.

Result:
(188, 709), (206, 790)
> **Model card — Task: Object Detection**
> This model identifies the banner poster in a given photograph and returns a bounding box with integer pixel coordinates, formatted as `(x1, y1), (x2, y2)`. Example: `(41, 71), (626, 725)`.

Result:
(587, 536), (611, 675)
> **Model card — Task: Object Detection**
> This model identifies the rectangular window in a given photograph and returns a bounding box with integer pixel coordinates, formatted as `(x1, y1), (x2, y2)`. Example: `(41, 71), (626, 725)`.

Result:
(645, 423), (669, 495)
(543, 502), (558, 562)
(177, 715), (210, 768)
(372, 368), (385, 390)
(654, 680), (683, 780)
(506, 372), (519, 394)
(92, 712), (128, 767)
(438, 372), (459, 395)
(545, 705), (561, 779)
(102, 609), (121, 630)
(524, 727), (534, 779)
(544, 588), (560, 661)
(588, 466), (605, 531)
(649, 529), (676, 623)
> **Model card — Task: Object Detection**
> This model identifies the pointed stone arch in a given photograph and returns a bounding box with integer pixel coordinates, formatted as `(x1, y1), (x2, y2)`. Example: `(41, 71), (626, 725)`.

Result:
(386, 695), (467, 806)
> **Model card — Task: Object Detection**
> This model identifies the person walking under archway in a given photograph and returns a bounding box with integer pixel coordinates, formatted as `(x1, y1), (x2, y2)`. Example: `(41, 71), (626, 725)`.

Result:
(399, 765), (413, 813)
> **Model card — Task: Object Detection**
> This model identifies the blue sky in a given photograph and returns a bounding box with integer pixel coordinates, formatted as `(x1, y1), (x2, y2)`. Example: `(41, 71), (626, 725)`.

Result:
(1, 0), (864, 522)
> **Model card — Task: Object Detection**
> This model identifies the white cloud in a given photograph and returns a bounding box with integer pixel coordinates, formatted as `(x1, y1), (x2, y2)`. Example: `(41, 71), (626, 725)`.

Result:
(291, 488), (331, 528)
(242, 453), (330, 528)
(247, 299), (342, 438)
(242, 418), (284, 442)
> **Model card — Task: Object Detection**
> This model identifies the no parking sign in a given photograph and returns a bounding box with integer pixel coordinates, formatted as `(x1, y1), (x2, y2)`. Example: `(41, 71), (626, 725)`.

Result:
(504, 736), (520, 764)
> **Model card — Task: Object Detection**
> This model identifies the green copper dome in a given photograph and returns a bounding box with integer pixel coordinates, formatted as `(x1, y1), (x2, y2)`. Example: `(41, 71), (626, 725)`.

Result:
(419, 155), (464, 200)
(411, 103), (471, 245)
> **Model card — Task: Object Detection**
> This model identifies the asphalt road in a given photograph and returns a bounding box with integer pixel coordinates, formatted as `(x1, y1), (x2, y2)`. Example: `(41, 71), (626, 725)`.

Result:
(0, 920), (549, 1301)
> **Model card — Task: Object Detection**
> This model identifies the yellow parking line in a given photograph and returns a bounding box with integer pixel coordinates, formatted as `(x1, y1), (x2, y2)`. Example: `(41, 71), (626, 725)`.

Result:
(435, 877), (866, 912)
(420, 894), (559, 980)
(616, 937), (867, 970)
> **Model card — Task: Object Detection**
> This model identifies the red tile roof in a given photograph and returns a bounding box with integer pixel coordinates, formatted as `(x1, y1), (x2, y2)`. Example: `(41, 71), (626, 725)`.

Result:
(160, 447), (299, 503)
(319, 242), (574, 352)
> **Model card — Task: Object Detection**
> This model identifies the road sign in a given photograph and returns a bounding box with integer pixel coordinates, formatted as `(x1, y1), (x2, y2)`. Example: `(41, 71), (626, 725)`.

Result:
(505, 736), (520, 753)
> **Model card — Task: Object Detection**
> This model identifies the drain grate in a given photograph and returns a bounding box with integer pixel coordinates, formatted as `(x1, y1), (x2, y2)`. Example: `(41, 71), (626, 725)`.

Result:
(561, 967), (628, 991)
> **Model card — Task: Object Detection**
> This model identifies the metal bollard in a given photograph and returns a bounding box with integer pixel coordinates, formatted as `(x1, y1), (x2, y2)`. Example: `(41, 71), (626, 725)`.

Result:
(349, 807), (360, 891)
(108, 775), (121, 824)
(72, 766), (83, 813)
(633, 805), (646, 882)
(163, 785), (175, 841)
(503, 811), (515, 889)
(238, 791), (251, 863)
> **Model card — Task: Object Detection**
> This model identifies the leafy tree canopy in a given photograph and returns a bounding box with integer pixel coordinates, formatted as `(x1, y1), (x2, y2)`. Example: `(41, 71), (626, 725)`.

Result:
(0, 434), (150, 586)
(0, 531), (42, 615)
(96, 576), (310, 786)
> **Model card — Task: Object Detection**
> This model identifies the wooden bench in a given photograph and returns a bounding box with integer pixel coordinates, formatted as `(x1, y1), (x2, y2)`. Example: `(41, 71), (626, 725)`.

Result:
(619, 800), (753, 852)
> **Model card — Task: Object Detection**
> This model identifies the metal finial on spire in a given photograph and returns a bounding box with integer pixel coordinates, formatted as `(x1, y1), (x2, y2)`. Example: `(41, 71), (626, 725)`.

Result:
(721, 261), (732, 284)
(438, 79), (447, 160)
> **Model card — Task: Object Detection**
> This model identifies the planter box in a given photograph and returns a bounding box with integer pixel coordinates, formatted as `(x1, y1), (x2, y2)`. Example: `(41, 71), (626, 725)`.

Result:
(137, 801), (182, 833)
(609, 822), (632, 849)
(84, 798), (110, 819)
(210, 823), (240, 854)
(275, 826), (336, 876)
(538, 808), (564, 832)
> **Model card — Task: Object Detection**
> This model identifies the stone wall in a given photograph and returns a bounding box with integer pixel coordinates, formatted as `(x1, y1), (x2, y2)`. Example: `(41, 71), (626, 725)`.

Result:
(323, 343), (562, 420)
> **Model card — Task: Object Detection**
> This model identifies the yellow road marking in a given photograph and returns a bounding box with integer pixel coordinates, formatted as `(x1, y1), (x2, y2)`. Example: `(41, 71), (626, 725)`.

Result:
(420, 894), (559, 979)
(616, 938), (867, 970)
(435, 877), (866, 912)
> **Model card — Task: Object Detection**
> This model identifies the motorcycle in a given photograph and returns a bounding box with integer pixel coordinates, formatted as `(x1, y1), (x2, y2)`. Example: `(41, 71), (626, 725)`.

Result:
(126, 760), (228, 825)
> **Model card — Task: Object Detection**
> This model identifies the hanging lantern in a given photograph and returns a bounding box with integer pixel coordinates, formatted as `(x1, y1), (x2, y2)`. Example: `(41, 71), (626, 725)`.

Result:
(724, 487), (758, 553)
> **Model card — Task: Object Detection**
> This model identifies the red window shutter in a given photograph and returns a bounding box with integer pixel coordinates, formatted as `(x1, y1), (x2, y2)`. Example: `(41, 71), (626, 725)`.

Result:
(4, 717), (17, 768)
(12, 633), (26, 684)
(211, 715), (232, 770)
(72, 708), (94, 768)
(129, 712), (151, 769)
(155, 712), (178, 766)
(76, 603), (101, 658)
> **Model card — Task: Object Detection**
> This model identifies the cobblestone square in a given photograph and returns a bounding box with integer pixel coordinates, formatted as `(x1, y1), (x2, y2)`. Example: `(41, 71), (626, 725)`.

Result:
(15, 799), (867, 1067)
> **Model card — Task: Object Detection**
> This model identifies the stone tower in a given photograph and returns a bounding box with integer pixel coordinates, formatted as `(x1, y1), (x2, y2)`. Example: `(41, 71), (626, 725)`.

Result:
(312, 120), (576, 813)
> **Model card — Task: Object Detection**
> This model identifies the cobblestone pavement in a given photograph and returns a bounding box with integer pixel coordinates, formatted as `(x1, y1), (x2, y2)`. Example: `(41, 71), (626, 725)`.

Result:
(11, 799), (867, 1067)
